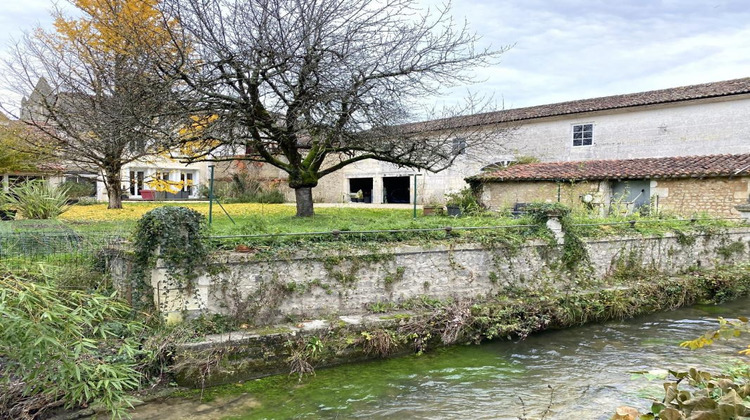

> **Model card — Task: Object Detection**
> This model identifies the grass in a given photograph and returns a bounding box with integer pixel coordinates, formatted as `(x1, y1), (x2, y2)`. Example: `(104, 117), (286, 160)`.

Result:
(568, 212), (739, 239)
(1, 202), (740, 249)
(2, 202), (745, 291)
(56, 202), (533, 235)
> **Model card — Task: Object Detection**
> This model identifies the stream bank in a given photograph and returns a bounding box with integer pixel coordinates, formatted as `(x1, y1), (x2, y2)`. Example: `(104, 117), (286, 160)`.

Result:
(109, 221), (750, 389)
(173, 263), (750, 388)
(132, 295), (750, 420)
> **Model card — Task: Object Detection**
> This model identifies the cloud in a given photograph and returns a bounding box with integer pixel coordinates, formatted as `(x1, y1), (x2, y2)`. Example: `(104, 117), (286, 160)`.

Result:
(430, 0), (750, 109)
(0, 0), (56, 114)
(2, 0), (748, 118)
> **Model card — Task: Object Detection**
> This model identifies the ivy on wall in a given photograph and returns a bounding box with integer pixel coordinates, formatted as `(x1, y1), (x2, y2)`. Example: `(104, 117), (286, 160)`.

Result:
(525, 202), (590, 270)
(131, 206), (211, 311)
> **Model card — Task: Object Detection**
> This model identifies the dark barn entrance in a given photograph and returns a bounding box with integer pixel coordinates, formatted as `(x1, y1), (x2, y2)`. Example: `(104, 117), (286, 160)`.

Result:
(349, 178), (373, 203)
(383, 176), (410, 203)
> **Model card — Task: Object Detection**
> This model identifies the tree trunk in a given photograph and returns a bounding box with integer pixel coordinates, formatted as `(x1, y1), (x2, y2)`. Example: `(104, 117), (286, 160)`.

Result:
(294, 187), (314, 217)
(104, 170), (123, 209)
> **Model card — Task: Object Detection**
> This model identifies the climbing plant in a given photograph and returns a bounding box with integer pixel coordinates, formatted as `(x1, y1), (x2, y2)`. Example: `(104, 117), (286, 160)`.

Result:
(525, 202), (590, 270)
(131, 206), (210, 311)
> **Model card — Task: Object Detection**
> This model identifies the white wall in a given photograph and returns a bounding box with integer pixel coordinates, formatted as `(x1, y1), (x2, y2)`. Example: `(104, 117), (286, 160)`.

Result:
(510, 96), (750, 162)
(322, 95), (750, 204)
(94, 158), (210, 201)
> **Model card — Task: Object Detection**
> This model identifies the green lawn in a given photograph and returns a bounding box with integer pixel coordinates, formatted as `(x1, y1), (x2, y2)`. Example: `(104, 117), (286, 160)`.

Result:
(52, 202), (534, 235)
(0, 201), (741, 247)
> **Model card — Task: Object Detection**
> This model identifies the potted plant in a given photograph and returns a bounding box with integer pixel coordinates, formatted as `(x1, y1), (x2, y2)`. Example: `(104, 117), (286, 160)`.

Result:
(444, 187), (481, 217)
(422, 197), (444, 216)
(445, 193), (463, 217)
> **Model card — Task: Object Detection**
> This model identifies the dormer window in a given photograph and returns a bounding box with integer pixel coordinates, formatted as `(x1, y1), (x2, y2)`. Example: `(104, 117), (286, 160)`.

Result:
(572, 123), (593, 146)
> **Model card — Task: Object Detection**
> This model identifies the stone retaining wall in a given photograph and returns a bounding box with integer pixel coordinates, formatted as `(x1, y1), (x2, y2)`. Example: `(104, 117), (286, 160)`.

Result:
(148, 228), (750, 323)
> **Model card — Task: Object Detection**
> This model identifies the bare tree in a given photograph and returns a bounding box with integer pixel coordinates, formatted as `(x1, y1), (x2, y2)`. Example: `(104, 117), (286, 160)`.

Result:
(2, 0), (179, 209)
(161, 0), (510, 216)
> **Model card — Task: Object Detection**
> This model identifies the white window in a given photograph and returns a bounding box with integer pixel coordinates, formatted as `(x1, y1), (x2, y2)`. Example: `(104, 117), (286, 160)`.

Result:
(180, 172), (196, 196)
(129, 170), (145, 196)
(572, 123), (593, 147)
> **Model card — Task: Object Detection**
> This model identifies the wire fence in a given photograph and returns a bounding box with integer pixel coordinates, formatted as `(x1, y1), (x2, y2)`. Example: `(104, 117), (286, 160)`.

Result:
(0, 230), (127, 270)
(207, 223), (542, 248)
(207, 216), (747, 247)
(0, 216), (745, 268)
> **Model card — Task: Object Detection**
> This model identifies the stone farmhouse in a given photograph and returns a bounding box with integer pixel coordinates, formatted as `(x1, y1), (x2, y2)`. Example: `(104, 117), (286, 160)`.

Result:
(286, 77), (750, 215)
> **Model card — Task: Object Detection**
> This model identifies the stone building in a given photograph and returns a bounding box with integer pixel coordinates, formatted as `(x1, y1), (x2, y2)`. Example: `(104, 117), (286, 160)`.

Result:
(467, 154), (750, 217)
(18, 76), (750, 207)
(277, 77), (750, 205)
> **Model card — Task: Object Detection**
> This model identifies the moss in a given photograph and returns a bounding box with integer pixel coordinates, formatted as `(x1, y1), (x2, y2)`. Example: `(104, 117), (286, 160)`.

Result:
(384, 266), (406, 287)
(379, 313), (412, 321)
(321, 250), (395, 287)
(254, 326), (294, 335)
(674, 229), (697, 247)
(488, 271), (499, 284)
(716, 240), (746, 259)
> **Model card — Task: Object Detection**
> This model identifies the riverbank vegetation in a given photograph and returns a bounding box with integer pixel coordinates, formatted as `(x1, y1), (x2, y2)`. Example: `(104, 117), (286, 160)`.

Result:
(170, 263), (750, 402)
(0, 269), (147, 418)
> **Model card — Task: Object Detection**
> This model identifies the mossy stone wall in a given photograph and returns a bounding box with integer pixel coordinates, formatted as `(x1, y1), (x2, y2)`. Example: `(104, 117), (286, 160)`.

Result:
(147, 228), (750, 323)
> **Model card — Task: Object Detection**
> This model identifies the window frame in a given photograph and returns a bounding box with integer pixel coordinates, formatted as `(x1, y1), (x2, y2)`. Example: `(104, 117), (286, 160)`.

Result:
(572, 123), (594, 147)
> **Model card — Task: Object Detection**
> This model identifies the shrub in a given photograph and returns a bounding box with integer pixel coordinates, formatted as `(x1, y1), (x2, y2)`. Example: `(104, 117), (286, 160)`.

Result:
(200, 172), (285, 203)
(4, 180), (70, 219)
(444, 187), (482, 215)
(60, 180), (96, 199)
(0, 271), (147, 419)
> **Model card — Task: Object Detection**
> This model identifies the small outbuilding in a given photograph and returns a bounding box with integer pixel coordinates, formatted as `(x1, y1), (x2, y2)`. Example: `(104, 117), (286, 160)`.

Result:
(467, 154), (750, 217)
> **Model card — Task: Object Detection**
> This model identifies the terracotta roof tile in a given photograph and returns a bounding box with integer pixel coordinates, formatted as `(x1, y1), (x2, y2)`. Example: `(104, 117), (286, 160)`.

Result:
(401, 77), (750, 133)
(469, 154), (750, 182)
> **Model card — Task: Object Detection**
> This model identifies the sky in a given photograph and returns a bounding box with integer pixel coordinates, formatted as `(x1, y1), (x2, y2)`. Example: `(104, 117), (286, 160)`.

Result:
(1, 0), (749, 116)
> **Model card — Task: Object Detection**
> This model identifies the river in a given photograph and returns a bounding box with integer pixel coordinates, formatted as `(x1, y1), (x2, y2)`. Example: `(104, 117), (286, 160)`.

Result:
(129, 297), (750, 420)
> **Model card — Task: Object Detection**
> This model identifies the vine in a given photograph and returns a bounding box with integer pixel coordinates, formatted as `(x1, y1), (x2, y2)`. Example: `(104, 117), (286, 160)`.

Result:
(525, 202), (591, 271)
(131, 206), (211, 312)
(320, 250), (395, 287)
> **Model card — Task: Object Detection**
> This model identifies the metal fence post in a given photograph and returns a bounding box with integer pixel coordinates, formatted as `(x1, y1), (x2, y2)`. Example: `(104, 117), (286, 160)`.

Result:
(208, 165), (215, 226)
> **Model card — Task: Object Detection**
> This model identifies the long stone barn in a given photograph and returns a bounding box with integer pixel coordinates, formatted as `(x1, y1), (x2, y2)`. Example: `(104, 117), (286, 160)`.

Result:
(467, 153), (750, 217)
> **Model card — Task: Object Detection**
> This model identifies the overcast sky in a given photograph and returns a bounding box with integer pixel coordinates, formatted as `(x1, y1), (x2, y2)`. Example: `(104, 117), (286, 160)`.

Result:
(1, 0), (749, 115)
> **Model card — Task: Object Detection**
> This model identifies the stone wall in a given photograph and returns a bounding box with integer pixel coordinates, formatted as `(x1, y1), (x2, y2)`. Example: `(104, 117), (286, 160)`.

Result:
(479, 180), (610, 214)
(149, 227), (750, 322)
(479, 176), (750, 217)
(652, 177), (750, 217)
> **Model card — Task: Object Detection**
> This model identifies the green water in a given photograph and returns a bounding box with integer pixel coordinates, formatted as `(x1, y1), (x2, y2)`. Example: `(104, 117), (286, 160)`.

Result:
(130, 297), (750, 420)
